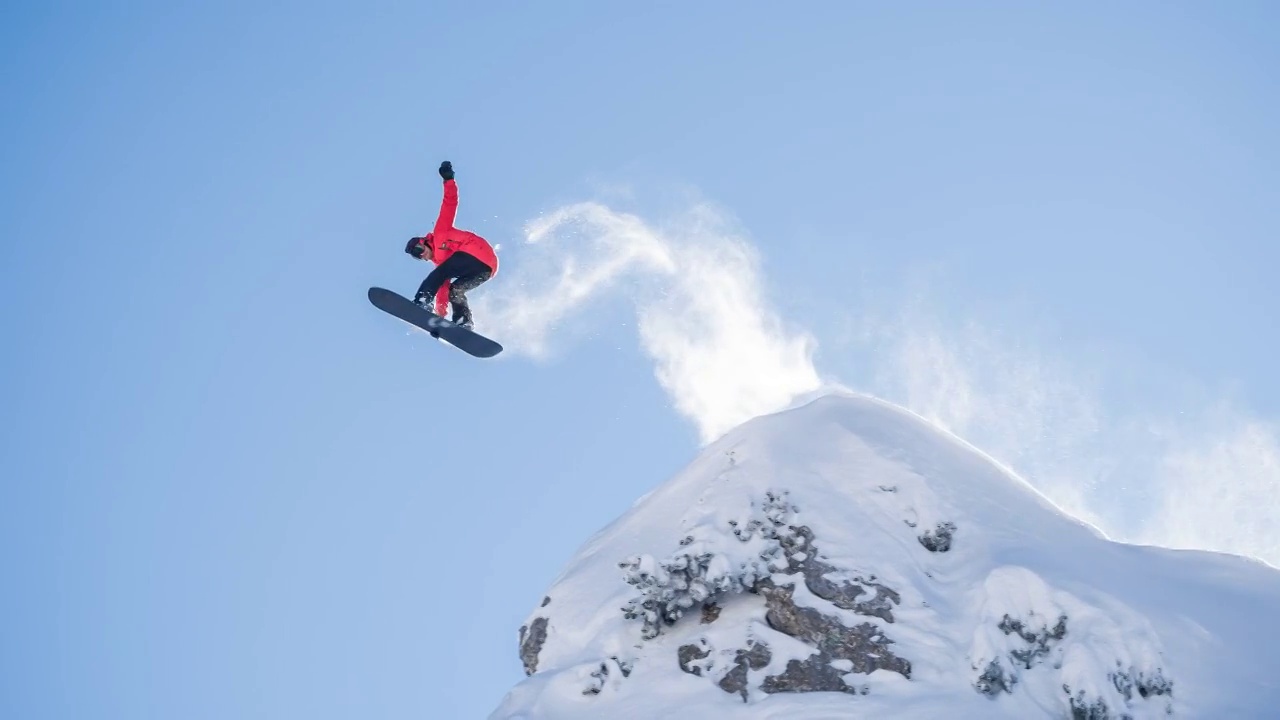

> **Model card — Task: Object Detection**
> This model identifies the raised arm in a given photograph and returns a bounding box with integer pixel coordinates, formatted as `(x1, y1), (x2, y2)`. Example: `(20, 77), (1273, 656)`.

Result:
(432, 161), (458, 236)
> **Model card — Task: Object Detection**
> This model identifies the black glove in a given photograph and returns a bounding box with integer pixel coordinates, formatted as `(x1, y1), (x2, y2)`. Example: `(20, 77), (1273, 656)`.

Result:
(439, 161), (454, 181)
(405, 236), (425, 258)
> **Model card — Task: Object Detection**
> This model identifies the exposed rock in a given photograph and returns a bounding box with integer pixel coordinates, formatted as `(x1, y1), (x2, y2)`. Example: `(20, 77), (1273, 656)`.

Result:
(1062, 667), (1174, 720)
(781, 524), (900, 623)
(678, 642), (711, 676)
(701, 602), (721, 624)
(1065, 694), (1111, 720)
(717, 641), (772, 701)
(623, 493), (912, 700)
(999, 613), (1066, 668)
(761, 655), (855, 695)
(1124, 668), (1173, 700)
(759, 582), (911, 680)
(619, 491), (798, 639)
(518, 616), (548, 676)
(972, 612), (1067, 697)
(748, 522), (911, 693)
(491, 394), (1226, 720)
(582, 656), (633, 696)
(919, 521), (957, 552)
(975, 659), (1015, 696)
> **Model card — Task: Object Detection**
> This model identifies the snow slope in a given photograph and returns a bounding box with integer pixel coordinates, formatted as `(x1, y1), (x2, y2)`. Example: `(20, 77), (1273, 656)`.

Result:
(490, 392), (1280, 719)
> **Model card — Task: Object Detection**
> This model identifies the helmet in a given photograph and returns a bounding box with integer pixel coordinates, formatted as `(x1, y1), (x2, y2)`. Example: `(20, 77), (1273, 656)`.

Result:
(405, 233), (432, 259)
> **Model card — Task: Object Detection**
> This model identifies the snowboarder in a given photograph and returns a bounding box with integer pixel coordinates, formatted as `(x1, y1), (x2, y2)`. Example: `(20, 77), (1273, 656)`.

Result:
(403, 161), (499, 330)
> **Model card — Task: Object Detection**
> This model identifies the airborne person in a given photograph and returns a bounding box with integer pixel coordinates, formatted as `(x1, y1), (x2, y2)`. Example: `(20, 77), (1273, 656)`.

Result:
(403, 161), (499, 330)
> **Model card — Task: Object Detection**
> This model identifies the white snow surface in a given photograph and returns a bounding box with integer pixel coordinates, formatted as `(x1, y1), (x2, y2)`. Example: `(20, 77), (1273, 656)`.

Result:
(490, 392), (1280, 719)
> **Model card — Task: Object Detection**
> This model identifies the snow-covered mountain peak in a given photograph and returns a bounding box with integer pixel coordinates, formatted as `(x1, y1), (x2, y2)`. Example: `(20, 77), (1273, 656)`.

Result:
(491, 392), (1280, 719)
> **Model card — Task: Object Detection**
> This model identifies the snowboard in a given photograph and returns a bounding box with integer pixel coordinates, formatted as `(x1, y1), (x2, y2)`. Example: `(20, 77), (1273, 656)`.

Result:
(367, 286), (503, 358)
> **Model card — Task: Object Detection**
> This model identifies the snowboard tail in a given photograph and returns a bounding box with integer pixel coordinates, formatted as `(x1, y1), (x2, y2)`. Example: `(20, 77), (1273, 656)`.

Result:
(368, 287), (503, 358)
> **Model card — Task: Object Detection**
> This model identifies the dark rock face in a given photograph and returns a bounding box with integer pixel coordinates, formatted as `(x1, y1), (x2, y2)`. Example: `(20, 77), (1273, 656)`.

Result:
(760, 654), (853, 695)
(620, 548), (747, 640)
(918, 521), (957, 552)
(583, 656), (633, 695)
(1064, 667), (1174, 720)
(1068, 696), (1111, 720)
(974, 613), (1067, 697)
(629, 492), (913, 701)
(718, 642), (772, 700)
(621, 491), (797, 640)
(999, 614), (1066, 669)
(518, 616), (549, 676)
(1125, 670), (1173, 700)
(678, 642), (711, 676)
(974, 660), (1014, 696)
(759, 582), (912, 681)
(780, 525), (900, 623)
(752, 522), (911, 691)
(975, 610), (1175, 717)
(672, 518), (912, 700)
(700, 602), (721, 624)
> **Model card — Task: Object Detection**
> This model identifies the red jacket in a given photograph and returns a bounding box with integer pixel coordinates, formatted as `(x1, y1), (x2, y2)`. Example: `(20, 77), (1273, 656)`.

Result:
(421, 179), (499, 315)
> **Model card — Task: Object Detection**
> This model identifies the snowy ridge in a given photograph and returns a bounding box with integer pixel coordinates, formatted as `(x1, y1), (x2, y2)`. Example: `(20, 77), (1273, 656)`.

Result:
(491, 392), (1280, 719)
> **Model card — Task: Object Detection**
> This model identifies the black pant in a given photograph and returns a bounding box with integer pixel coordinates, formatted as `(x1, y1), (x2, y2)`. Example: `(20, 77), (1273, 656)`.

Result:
(415, 251), (492, 324)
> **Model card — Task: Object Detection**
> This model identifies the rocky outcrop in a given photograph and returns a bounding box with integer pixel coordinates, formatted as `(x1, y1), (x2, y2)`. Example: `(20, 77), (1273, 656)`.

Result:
(700, 602), (721, 624)
(518, 616), (548, 676)
(999, 613), (1067, 669)
(761, 654), (858, 695)
(678, 641), (711, 676)
(758, 582), (911, 681)
(778, 524), (901, 623)
(619, 491), (798, 640)
(1065, 668), (1173, 720)
(657, 493), (912, 700)
(583, 656), (633, 696)
(918, 521), (957, 552)
(967, 567), (1176, 719)
(717, 642), (772, 700)
(489, 394), (1229, 720)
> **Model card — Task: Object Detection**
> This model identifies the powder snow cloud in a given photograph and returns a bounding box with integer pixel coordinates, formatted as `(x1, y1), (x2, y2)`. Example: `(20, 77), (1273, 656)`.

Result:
(477, 200), (822, 445)
(844, 286), (1280, 569)
(476, 191), (1280, 570)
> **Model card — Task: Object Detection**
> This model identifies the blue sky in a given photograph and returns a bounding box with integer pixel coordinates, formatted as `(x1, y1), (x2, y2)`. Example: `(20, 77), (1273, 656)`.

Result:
(3, 2), (1278, 718)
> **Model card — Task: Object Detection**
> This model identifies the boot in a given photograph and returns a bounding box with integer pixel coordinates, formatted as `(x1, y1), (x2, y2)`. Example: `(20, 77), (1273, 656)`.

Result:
(413, 293), (436, 313)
